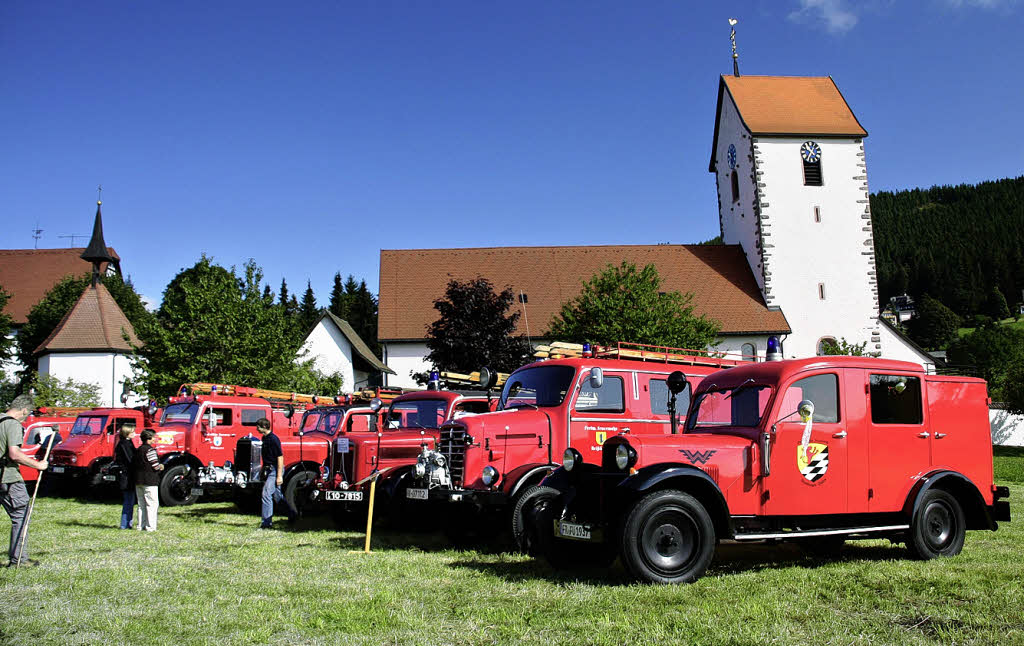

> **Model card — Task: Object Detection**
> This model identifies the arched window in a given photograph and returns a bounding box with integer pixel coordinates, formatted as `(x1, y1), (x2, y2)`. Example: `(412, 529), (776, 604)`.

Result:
(816, 337), (838, 356)
(741, 343), (756, 362)
(731, 170), (740, 203)
(800, 141), (823, 186)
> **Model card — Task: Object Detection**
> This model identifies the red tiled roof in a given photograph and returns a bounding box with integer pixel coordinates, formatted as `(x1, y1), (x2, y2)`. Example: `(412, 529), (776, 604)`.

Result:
(34, 282), (141, 354)
(378, 245), (790, 341)
(0, 248), (119, 324)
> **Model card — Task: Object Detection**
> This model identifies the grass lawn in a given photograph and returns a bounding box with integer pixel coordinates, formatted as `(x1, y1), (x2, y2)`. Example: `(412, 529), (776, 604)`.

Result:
(1, 470), (1022, 645)
(957, 316), (1024, 337)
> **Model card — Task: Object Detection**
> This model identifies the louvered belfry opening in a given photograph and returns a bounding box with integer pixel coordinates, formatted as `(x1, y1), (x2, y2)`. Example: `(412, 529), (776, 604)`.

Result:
(803, 159), (823, 186)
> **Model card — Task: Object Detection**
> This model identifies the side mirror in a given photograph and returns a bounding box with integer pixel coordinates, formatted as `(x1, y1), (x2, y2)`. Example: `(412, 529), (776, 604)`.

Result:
(667, 371), (687, 394)
(798, 400), (815, 422)
(761, 431), (772, 477)
(478, 366), (497, 389)
(285, 404), (295, 420)
(106, 424), (115, 435)
(207, 409), (217, 428)
(369, 398), (383, 413)
(588, 367), (604, 390)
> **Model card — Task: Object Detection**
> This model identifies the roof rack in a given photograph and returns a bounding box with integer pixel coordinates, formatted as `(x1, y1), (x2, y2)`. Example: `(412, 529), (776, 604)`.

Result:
(438, 370), (509, 388)
(535, 341), (748, 369)
(32, 407), (92, 417)
(179, 383), (340, 406)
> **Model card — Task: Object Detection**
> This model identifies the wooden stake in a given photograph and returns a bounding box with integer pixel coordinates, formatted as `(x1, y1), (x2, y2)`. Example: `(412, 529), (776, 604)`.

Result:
(14, 432), (58, 568)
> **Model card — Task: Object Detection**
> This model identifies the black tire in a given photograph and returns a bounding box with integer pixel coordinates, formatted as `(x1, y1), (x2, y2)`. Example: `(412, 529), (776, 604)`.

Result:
(620, 489), (715, 584)
(532, 491), (616, 569)
(159, 464), (199, 506)
(907, 489), (966, 560)
(512, 485), (556, 554)
(283, 469), (316, 515)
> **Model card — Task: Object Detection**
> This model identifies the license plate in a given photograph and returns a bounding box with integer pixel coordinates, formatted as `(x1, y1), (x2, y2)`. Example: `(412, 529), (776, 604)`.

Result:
(406, 488), (428, 500)
(325, 490), (363, 502)
(191, 488), (203, 496)
(102, 475), (115, 481)
(557, 520), (592, 541)
(51, 466), (65, 473)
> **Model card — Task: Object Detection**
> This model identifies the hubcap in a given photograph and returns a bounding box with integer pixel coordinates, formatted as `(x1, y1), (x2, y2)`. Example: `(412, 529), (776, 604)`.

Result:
(924, 501), (953, 548)
(641, 508), (698, 574)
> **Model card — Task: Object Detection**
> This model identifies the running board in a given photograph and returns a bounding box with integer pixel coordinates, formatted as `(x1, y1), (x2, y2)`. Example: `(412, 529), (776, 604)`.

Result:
(732, 524), (909, 541)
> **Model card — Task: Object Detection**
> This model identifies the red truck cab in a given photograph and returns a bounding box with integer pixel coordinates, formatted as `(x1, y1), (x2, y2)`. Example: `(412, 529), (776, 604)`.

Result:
(47, 406), (159, 486)
(17, 410), (79, 483)
(404, 344), (742, 542)
(529, 356), (1011, 583)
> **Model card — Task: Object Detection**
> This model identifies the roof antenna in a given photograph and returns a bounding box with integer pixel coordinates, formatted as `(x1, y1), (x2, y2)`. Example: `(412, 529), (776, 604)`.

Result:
(32, 223), (43, 249)
(729, 18), (740, 77)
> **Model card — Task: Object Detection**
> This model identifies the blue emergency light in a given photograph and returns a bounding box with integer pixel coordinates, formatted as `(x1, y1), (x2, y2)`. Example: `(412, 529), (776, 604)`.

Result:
(766, 335), (783, 361)
(582, 343), (592, 358)
(428, 370), (441, 391)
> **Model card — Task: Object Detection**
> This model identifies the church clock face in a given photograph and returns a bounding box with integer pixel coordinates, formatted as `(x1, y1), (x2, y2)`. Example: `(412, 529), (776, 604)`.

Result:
(800, 141), (821, 163)
(727, 144), (737, 169)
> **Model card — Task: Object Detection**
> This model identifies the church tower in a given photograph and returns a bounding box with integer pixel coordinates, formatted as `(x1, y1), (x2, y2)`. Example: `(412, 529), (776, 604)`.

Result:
(710, 74), (883, 359)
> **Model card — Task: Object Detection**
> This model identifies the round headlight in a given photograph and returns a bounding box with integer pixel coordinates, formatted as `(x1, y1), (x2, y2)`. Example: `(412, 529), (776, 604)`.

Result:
(432, 454), (446, 467)
(70, 456), (77, 464)
(615, 444), (630, 470)
(413, 462), (426, 478)
(562, 448), (577, 472)
(481, 465), (499, 486)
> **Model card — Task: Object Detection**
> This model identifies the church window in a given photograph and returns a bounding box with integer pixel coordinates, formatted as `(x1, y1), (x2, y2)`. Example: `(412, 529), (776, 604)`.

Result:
(814, 206), (821, 223)
(730, 170), (740, 203)
(741, 343), (756, 362)
(816, 337), (838, 356)
(818, 283), (826, 300)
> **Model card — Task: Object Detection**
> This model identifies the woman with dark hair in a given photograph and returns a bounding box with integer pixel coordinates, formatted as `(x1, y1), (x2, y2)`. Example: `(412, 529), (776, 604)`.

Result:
(113, 423), (137, 529)
(132, 429), (164, 531)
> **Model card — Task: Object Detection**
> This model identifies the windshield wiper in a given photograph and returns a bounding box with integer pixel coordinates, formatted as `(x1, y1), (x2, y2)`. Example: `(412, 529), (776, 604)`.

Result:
(723, 379), (757, 400)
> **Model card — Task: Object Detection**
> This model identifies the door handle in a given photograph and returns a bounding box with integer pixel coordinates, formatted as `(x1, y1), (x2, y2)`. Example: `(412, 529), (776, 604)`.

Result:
(832, 431), (847, 438)
(935, 433), (947, 439)
(917, 432), (930, 438)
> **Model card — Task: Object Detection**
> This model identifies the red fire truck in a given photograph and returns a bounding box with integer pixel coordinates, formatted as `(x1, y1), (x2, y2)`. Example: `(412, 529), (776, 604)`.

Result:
(403, 343), (744, 543)
(526, 355), (1011, 583)
(147, 383), (328, 505)
(46, 406), (160, 486)
(313, 388), (497, 516)
(231, 388), (402, 513)
(17, 409), (80, 484)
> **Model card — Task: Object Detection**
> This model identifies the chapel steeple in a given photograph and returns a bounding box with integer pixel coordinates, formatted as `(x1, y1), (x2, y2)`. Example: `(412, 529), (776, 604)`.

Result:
(80, 195), (120, 284)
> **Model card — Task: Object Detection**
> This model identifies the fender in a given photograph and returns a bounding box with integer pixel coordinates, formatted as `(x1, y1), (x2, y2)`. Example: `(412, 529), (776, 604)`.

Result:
(539, 463), (602, 494)
(618, 463), (733, 536)
(379, 465), (415, 500)
(283, 461), (321, 484)
(501, 463), (556, 498)
(903, 470), (993, 530)
(159, 452), (203, 470)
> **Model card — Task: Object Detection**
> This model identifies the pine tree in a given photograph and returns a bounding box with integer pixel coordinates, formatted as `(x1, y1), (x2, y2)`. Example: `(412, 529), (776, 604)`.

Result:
(298, 280), (319, 334)
(279, 279), (290, 312)
(329, 272), (346, 318)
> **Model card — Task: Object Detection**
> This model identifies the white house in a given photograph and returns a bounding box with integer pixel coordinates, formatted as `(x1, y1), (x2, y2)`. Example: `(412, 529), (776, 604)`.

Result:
(374, 71), (933, 387)
(299, 311), (393, 391)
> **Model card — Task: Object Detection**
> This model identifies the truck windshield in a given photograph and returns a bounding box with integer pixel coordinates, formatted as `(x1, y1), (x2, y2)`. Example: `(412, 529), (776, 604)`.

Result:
(687, 385), (773, 430)
(388, 400), (447, 430)
(70, 416), (107, 436)
(301, 410), (344, 435)
(161, 403), (199, 425)
(500, 365), (576, 409)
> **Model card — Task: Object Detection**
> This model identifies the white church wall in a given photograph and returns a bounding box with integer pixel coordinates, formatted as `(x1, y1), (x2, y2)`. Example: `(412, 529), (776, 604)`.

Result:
(299, 319), (356, 391)
(748, 136), (880, 360)
(876, 323), (935, 372)
(713, 334), (768, 362)
(714, 95), (765, 290)
(39, 352), (143, 407)
(382, 341), (432, 389)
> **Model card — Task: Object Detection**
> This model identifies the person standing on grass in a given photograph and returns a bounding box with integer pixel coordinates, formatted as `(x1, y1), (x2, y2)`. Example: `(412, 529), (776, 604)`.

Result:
(132, 429), (164, 531)
(257, 417), (297, 528)
(113, 422), (137, 529)
(0, 394), (49, 567)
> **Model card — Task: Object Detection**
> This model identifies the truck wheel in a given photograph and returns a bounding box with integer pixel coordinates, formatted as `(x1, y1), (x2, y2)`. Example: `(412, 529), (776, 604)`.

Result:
(620, 489), (715, 584)
(284, 469), (317, 515)
(159, 464), (199, 506)
(512, 485), (557, 555)
(907, 489), (966, 560)
(532, 491), (615, 568)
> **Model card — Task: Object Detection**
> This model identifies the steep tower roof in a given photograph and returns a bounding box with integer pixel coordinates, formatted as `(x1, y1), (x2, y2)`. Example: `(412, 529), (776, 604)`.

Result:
(34, 282), (141, 355)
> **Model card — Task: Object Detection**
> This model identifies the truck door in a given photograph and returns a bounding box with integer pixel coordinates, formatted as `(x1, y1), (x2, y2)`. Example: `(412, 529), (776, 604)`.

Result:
(866, 373), (929, 513)
(201, 406), (238, 460)
(639, 373), (692, 436)
(764, 371), (849, 516)
(568, 372), (628, 461)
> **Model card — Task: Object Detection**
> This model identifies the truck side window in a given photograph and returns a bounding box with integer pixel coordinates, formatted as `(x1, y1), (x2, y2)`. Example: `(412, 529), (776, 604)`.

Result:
(575, 376), (625, 413)
(782, 374), (840, 423)
(241, 409), (266, 426)
(870, 375), (922, 424)
(650, 379), (690, 417)
(456, 401), (491, 415)
(209, 408), (233, 426)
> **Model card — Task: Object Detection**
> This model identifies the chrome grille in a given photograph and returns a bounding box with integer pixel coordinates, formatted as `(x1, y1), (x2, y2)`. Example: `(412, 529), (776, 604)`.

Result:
(440, 426), (467, 487)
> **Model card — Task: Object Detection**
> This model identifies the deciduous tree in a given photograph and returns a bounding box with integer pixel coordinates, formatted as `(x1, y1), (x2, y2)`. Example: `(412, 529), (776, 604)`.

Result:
(0, 285), (14, 364)
(30, 373), (101, 408)
(548, 262), (721, 350)
(906, 294), (960, 350)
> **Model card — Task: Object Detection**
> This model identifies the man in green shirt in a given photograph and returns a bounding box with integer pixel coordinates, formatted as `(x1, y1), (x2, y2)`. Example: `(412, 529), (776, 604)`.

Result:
(1, 394), (49, 567)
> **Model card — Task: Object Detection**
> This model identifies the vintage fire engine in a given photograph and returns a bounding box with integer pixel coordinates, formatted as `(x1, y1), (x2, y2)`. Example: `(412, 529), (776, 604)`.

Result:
(46, 405), (160, 486)
(146, 383), (325, 505)
(231, 387), (402, 512)
(314, 386), (496, 514)
(17, 408), (82, 483)
(526, 355), (1012, 584)
(404, 343), (744, 544)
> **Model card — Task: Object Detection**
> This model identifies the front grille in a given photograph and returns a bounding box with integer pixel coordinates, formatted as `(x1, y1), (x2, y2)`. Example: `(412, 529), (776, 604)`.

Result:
(234, 437), (262, 482)
(50, 450), (73, 466)
(440, 426), (467, 487)
(340, 450), (355, 484)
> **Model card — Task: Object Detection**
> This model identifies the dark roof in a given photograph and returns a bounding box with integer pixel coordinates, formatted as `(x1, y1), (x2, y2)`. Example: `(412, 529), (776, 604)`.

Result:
(81, 202), (117, 267)
(710, 75), (867, 171)
(0, 247), (120, 324)
(377, 244), (791, 342)
(317, 312), (394, 374)
(34, 282), (141, 355)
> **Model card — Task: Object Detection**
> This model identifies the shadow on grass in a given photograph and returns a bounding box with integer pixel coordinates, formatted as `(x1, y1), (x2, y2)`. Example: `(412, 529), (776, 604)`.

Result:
(447, 541), (909, 585)
(330, 528), (510, 555)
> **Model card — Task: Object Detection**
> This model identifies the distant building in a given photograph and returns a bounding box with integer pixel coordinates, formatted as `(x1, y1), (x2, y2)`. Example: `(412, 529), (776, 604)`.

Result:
(299, 311), (394, 390)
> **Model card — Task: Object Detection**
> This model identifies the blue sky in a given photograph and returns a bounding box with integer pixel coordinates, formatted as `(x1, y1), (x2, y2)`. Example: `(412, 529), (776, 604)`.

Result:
(2, 0), (1021, 309)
